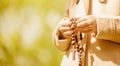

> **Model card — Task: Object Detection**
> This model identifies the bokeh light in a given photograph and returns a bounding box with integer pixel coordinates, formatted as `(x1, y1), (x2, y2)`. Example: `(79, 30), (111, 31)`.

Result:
(0, 0), (67, 66)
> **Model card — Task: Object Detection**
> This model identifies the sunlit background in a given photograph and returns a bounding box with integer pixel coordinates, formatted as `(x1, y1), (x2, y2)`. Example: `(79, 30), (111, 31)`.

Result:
(0, 0), (66, 66)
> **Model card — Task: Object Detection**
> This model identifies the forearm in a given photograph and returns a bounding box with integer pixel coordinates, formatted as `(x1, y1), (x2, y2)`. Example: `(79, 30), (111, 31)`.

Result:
(95, 16), (120, 43)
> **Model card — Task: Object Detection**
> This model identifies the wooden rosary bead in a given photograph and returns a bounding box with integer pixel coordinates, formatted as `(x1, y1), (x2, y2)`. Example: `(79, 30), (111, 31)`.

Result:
(71, 41), (76, 45)
(80, 33), (82, 40)
(72, 38), (75, 41)
(71, 24), (76, 29)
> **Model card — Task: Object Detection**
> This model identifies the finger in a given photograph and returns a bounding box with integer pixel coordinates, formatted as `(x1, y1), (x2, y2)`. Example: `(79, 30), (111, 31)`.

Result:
(76, 17), (88, 23)
(79, 26), (93, 33)
(59, 26), (71, 32)
(64, 31), (72, 36)
(81, 29), (92, 33)
(61, 22), (72, 27)
(63, 35), (72, 39)
(77, 20), (92, 28)
(60, 19), (72, 27)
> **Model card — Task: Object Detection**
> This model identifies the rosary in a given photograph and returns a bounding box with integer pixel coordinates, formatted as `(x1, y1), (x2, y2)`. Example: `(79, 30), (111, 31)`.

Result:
(70, 18), (85, 66)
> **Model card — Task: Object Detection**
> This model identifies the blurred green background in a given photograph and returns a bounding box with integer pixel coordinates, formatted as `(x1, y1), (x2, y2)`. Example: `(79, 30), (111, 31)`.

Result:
(0, 0), (67, 66)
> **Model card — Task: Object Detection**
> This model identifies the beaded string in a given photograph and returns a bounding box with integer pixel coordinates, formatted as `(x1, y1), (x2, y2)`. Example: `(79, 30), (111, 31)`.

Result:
(70, 18), (77, 60)
(70, 18), (84, 66)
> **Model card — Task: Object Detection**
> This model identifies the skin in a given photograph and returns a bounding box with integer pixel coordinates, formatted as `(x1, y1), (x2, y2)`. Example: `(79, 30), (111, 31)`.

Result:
(59, 18), (72, 39)
(59, 15), (97, 39)
(76, 15), (97, 34)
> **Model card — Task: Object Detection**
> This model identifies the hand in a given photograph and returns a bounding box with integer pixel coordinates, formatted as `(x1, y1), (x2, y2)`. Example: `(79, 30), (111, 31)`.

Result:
(58, 18), (72, 39)
(76, 15), (97, 34)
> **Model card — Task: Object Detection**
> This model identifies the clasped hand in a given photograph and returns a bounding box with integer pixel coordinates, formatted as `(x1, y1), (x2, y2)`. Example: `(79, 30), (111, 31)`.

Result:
(58, 15), (97, 39)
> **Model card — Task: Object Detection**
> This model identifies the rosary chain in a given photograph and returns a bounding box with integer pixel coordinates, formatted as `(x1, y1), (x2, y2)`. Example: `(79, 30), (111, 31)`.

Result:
(70, 18), (84, 66)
